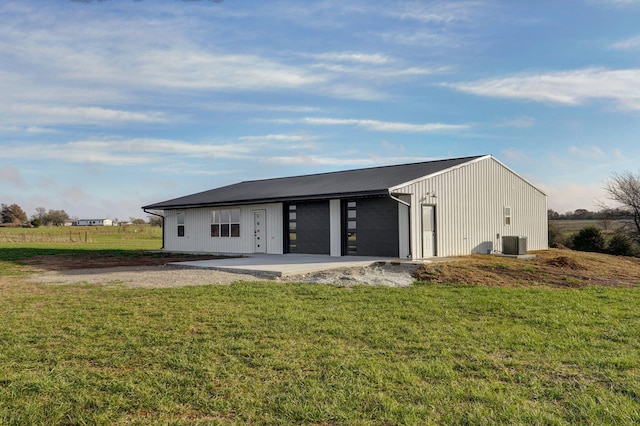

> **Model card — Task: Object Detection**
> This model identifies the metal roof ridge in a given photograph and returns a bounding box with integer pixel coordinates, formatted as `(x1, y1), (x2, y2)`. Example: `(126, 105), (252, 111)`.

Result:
(232, 154), (487, 184)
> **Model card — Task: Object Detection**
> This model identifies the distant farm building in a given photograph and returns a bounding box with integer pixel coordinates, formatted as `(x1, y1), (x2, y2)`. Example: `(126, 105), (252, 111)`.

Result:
(73, 219), (114, 226)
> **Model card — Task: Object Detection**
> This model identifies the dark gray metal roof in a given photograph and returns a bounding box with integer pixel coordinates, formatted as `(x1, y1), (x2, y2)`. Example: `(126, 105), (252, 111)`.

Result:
(142, 155), (485, 210)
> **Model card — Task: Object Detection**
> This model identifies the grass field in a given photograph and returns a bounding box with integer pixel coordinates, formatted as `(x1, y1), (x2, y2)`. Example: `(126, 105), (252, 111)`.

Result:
(0, 225), (162, 250)
(1, 227), (639, 425)
(549, 219), (630, 232)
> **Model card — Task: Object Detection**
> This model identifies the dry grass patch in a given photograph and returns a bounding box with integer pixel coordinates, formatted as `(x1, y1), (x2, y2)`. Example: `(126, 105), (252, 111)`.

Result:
(413, 248), (640, 288)
(20, 251), (231, 271)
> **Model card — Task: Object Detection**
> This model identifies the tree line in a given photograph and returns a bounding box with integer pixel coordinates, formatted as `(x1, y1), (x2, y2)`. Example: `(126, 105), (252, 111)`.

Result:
(549, 171), (640, 257)
(1, 204), (72, 227)
(0, 203), (161, 227)
(548, 208), (631, 221)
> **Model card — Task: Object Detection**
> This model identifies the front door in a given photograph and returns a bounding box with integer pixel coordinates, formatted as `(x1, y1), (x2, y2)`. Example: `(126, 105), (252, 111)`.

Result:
(253, 210), (266, 253)
(422, 205), (436, 257)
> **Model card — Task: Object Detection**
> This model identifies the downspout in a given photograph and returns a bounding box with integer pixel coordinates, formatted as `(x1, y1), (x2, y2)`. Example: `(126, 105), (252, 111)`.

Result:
(144, 209), (165, 250)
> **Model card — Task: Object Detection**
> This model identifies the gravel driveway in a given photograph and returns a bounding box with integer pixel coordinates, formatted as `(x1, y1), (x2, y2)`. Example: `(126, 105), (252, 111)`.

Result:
(27, 263), (418, 288)
(27, 265), (267, 288)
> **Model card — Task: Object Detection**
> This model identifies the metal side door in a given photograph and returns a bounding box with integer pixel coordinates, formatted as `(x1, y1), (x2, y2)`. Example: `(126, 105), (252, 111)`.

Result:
(253, 210), (267, 253)
(421, 205), (436, 258)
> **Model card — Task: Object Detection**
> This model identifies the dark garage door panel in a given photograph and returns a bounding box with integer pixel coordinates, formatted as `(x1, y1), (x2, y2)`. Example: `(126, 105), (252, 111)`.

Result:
(352, 197), (399, 257)
(295, 201), (330, 254)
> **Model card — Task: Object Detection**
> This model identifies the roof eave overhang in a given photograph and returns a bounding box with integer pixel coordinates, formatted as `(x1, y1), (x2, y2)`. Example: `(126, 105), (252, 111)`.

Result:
(142, 189), (390, 211)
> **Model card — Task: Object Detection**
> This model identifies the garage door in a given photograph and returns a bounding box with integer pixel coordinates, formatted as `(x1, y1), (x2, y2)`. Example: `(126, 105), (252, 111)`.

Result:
(343, 197), (399, 257)
(286, 201), (330, 254)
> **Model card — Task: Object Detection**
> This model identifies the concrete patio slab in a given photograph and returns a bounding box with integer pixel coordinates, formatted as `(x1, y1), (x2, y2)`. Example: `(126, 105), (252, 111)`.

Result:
(166, 253), (401, 278)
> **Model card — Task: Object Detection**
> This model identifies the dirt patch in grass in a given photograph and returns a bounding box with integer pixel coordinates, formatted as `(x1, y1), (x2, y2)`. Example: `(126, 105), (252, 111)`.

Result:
(543, 256), (584, 270)
(21, 251), (231, 271)
(15, 248), (640, 289)
(413, 248), (640, 288)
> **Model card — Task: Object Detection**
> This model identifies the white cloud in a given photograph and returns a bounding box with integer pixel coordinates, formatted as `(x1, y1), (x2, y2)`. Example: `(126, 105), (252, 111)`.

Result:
(495, 116), (536, 128)
(613, 149), (626, 160)
(134, 51), (326, 91)
(263, 155), (377, 167)
(5, 105), (168, 125)
(0, 165), (27, 188)
(501, 149), (532, 163)
(376, 1), (485, 47)
(446, 68), (640, 110)
(382, 30), (453, 47)
(150, 164), (235, 176)
(0, 4), (402, 127)
(381, 140), (406, 153)
(238, 134), (309, 142)
(0, 2), (466, 131)
(202, 103), (319, 113)
(309, 52), (392, 64)
(569, 145), (606, 160)
(238, 134), (321, 150)
(541, 181), (608, 212)
(386, 1), (483, 23)
(0, 139), (257, 166)
(611, 35), (640, 50)
(61, 186), (93, 204)
(297, 117), (469, 132)
(0, 125), (57, 134)
(262, 154), (434, 167)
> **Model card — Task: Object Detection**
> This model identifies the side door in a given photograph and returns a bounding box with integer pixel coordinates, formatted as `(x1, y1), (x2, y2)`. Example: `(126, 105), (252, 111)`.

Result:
(253, 210), (267, 253)
(421, 205), (436, 258)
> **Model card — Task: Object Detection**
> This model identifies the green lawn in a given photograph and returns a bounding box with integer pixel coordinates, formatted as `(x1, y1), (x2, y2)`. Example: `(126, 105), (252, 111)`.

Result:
(0, 226), (162, 276)
(0, 232), (639, 425)
(0, 225), (162, 250)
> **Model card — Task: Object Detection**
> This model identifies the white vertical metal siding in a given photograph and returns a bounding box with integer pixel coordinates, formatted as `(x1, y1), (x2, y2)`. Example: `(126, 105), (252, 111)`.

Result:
(391, 157), (548, 258)
(163, 203), (283, 254)
(398, 202), (411, 259)
(329, 199), (342, 256)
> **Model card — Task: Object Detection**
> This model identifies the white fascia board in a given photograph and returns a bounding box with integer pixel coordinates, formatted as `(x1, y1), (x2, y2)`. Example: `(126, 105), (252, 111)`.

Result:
(387, 155), (491, 192)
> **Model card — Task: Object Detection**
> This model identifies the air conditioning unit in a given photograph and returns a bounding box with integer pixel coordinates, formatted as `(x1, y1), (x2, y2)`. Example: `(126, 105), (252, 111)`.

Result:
(502, 236), (527, 255)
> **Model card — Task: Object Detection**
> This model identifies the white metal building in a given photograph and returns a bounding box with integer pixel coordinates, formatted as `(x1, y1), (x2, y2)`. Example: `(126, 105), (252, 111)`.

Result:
(73, 219), (114, 226)
(142, 155), (548, 259)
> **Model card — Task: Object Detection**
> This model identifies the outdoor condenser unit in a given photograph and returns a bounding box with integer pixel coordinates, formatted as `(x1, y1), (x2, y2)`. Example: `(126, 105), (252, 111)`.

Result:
(502, 236), (527, 255)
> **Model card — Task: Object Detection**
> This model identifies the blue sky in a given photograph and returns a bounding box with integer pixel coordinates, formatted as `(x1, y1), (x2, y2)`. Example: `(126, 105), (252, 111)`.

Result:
(2, 0), (640, 221)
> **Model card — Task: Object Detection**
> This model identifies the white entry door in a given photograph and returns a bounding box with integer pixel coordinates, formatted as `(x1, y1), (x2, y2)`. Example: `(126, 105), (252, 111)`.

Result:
(253, 210), (267, 253)
(422, 205), (436, 257)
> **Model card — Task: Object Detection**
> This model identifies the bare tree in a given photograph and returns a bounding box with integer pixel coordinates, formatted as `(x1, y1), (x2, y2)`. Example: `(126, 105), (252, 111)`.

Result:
(604, 171), (640, 241)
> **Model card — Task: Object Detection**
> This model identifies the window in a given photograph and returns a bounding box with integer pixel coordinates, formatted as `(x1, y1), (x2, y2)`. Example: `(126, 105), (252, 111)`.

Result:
(346, 201), (357, 255)
(211, 209), (240, 238)
(504, 206), (512, 226)
(288, 204), (297, 252)
(177, 212), (185, 237)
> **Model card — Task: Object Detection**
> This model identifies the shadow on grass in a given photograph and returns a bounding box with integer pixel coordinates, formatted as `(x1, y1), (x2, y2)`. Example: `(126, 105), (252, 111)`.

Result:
(0, 247), (231, 271)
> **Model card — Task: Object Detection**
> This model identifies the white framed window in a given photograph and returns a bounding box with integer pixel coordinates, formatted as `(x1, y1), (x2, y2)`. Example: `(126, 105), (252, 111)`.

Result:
(504, 206), (512, 226)
(177, 211), (185, 237)
(211, 209), (240, 237)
